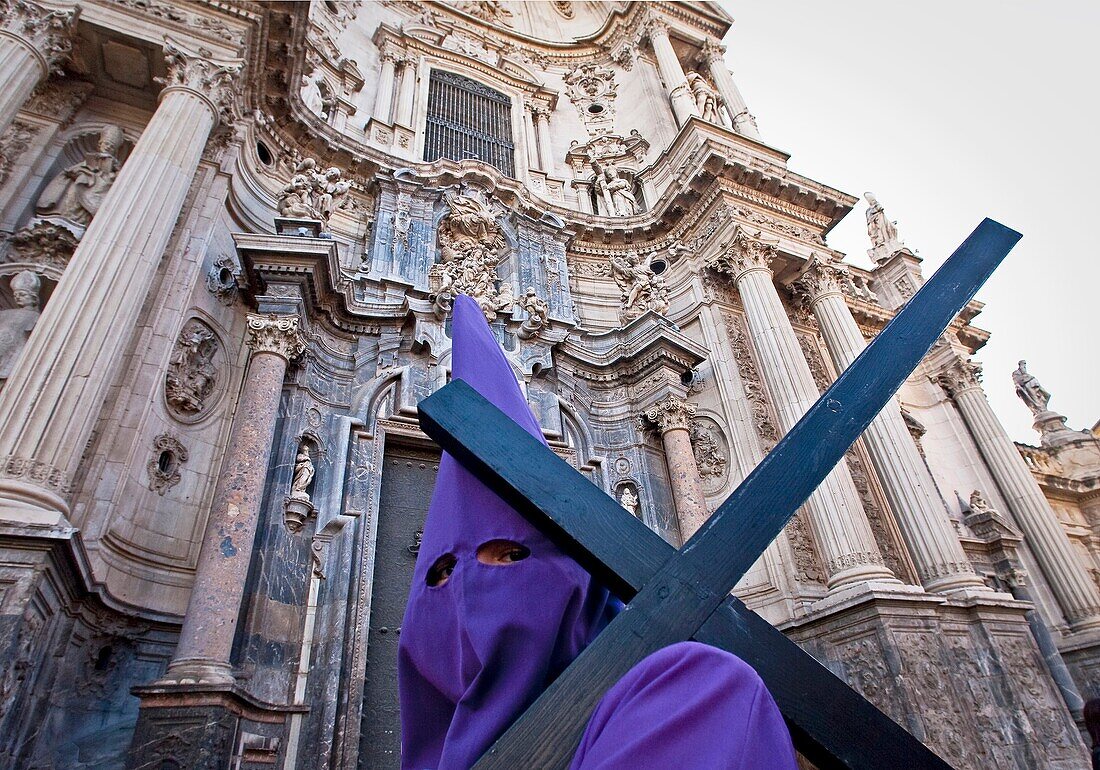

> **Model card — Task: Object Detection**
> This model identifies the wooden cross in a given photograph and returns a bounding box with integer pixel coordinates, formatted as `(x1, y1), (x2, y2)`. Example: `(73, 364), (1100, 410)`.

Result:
(418, 220), (1021, 770)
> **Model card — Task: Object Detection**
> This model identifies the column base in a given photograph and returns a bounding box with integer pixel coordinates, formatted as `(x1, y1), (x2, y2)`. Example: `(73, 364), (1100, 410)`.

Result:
(159, 658), (236, 686)
(825, 562), (900, 592)
(922, 570), (999, 596)
(0, 478), (72, 526)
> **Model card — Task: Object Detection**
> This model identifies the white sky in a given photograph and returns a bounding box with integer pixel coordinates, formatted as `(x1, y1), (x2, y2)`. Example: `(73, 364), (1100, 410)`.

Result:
(717, 0), (1100, 443)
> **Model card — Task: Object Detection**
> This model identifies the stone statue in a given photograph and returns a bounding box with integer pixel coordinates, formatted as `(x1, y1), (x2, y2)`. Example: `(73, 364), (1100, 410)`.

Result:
(455, 0), (513, 26)
(517, 287), (549, 339)
(1012, 360), (1051, 416)
(864, 192), (900, 251)
(165, 320), (218, 415)
(619, 487), (639, 516)
(610, 251), (669, 321)
(291, 446), (315, 498)
(277, 174), (313, 218)
(300, 65), (330, 120)
(687, 72), (722, 124)
(275, 159), (351, 227)
(0, 271), (41, 381)
(429, 192), (513, 320)
(34, 125), (124, 229)
(595, 163), (638, 217)
(968, 490), (994, 516)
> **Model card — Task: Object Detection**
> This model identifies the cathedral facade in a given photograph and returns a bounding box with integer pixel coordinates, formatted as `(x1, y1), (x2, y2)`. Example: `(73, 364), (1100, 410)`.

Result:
(0, 1), (1098, 768)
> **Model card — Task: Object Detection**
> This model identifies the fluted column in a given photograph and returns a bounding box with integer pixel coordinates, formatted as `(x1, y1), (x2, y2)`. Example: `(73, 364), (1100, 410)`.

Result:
(940, 359), (1100, 631)
(646, 19), (697, 126)
(0, 0), (77, 137)
(700, 39), (760, 140)
(645, 395), (709, 541)
(533, 106), (554, 173)
(0, 41), (241, 525)
(523, 103), (540, 169)
(373, 45), (398, 124)
(710, 229), (895, 589)
(795, 255), (985, 593)
(394, 56), (416, 127)
(165, 315), (305, 683)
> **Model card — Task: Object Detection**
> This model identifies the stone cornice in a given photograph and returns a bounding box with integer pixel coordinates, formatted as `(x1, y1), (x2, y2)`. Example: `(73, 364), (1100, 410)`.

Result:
(557, 313), (708, 386)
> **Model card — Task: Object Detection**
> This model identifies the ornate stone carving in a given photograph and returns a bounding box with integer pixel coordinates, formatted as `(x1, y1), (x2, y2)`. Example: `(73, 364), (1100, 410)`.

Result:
(938, 358), (982, 397)
(552, 1), (574, 18)
(0, 270), (40, 381)
(205, 255), (239, 305)
(246, 314), (306, 362)
(837, 636), (900, 720)
(594, 162), (638, 216)
(0, 453), (69, 495)
(0, 0), (78, 73)
(452, 0), (513, 27)
(619, 485), (639, 516)
(687, 72), (722, 124)
(517, 287), (549, 340)
(793, 252), (849, 303)
(900, 407), (927, 458)
(33, 125), (125, 232)
(4, 220), (77, 269)
(147, 433), (188, 495)
(787, 510), (825, 584)
(300, 59), (334, 121)
(610, 250), (668, 323)
(165, 319), (219, 417)
(563, 62), (617, 135)
(429, 192), (513, 321)
(1011, 359), (1049, 416)
(284, 441), (316, 533)
(159, 39), (242, 125)
(644, 395), (697, 433)
(724, 313), (779, 450)
(276, 158), (351, 228)
(0, 119), (36, 187)
(707, 227), (778, 280)
(689, 419), (728, 482)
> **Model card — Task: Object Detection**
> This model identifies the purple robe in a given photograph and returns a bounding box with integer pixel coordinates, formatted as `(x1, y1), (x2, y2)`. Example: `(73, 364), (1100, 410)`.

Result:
(398, 294), (796, 770)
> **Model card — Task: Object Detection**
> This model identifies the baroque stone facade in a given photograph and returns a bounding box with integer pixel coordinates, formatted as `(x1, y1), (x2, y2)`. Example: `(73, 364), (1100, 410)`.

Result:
(0, 2), (1094, 769)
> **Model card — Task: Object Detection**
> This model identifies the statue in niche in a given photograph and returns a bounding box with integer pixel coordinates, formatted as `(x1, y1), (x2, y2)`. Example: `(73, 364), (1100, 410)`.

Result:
(864, 192), (900, 251)
(687, 72), (722, 124)
(276, 158), (351, 227)
(291, 445), (315, 498)
(1012, 360), (1051, 416)
(595, 163), (637, 217)
(300, 64), (332, 120)
(285, 442), (316, 534)
(619, 487), (639, 516)
(517, 287), (549, 340)
(34, 125), (125, 230)
(0, 271), (42, 382)
(165, 320), (218, 415)
(610, 251), (669, 321)
(430, 193), (514, 321)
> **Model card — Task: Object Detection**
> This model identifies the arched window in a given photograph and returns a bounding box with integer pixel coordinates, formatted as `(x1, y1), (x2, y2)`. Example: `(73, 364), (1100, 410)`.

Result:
(424, 70), (515, 178)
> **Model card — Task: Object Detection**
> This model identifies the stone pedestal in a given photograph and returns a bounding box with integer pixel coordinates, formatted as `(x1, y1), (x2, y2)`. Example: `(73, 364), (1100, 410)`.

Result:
(940, 358), (1100, 632)
(645, 395), (709, 541)
(162, 315), (304, 684)
(795, 255), (985, 594)
(0, 42), (240, 526)
(709, 228), (895, 589)
(0, 0), (77, 137)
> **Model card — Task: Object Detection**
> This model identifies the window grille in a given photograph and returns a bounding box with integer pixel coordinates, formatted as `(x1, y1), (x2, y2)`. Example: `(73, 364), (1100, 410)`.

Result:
(424, 70), (515, 178)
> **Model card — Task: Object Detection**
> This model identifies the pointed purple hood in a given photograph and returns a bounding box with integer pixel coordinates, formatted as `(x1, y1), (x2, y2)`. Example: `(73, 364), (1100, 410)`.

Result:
(398, 295), (612, 770)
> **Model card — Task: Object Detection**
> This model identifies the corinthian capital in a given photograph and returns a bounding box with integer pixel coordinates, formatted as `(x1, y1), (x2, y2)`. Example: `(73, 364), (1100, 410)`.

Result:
(0, 0), (79, 75)
(159, 38), (243, 125)
(792, 252), (849, 304)
(246, 314), (306, 363)
(937, 357), (983, 397)
(699, 38), (727, 64)
(706, 226), (778, 282)
(645, 395), (697, 434)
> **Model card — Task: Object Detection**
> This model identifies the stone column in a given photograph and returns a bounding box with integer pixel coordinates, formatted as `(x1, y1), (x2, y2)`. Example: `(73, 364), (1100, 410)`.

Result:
(533, 106), (554, 173)
(164, 315), (305, 683)
(0, 0), (77, 137)
(0, 41), (240, 525)
(373, 45), (398, 124)
(394, 56), (416, 127)
(646, 19), (698, 126)
(645, 395), (709, 541)
(710, 228), (895, 589)
(794, 255), (985, 593)
(939, 359), (1100, 632)
(700, 39), (760, 140)
(523, 103), (540, 169)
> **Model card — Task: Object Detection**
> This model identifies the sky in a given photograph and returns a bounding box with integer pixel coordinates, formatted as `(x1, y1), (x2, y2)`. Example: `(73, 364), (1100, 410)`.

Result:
(717, 0), (1099, 444)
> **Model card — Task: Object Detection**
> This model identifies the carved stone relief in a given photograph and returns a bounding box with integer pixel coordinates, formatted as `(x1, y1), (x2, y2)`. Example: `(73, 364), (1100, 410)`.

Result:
(610, 250), (668, 323)
(429, 191), (513, 321)
(563, 62), (617, 135)
(0, 119), (38, 188)
(33, 125), (125, 234)
(147, 434), (187, 495)
(204, 255), (240, 305)
(164, 319), (220, 420)
(688, 417), (728, 494)
(0, 271), (41, 382)
(276, 157), (351, 227)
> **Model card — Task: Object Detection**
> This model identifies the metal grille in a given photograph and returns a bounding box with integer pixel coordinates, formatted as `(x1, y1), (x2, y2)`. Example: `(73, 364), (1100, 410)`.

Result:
(424, 70), (515, 178)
